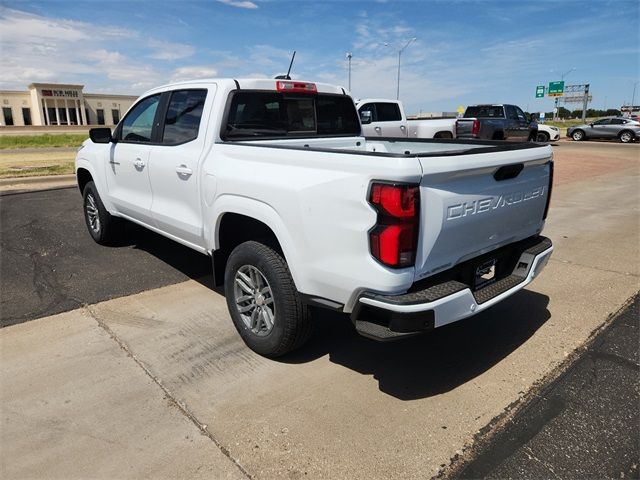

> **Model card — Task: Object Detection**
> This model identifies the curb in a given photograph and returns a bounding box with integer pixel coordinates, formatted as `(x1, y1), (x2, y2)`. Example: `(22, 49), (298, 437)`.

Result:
(0, 174), (76, 186)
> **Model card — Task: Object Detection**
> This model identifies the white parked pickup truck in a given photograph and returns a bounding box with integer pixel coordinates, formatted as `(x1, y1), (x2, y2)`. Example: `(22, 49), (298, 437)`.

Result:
(76, 78), (554, 357)
(356, 99), (456, 139)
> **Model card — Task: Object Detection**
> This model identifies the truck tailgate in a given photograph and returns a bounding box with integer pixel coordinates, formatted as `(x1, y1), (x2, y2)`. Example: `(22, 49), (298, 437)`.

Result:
(455, 118), (475, 137)
(415, 146), (552, 281)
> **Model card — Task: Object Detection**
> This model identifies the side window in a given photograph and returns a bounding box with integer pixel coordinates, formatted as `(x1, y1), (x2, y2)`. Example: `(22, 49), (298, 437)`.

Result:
(375, 103), (402, 122)
(120, 94), (161, 143)
(162, 89), (207, 144)
(358, 103), (376, 122)
(610, 118), (624, 125)
(515, 107), (527, 122)
(505, 106), (518, 120)
(593, 118), (610, 125)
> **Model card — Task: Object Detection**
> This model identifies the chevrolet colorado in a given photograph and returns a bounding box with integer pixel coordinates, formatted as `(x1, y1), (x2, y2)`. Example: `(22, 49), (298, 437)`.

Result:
(76, 79), (553, 357)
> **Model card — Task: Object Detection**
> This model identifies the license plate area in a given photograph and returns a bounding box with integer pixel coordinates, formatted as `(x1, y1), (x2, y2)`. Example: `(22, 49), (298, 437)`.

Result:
(474, 258), (497, 289)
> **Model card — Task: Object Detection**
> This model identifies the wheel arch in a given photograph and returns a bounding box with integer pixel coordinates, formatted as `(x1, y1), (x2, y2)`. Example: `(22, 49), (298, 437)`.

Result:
(618, 129), (636, 142)
(76, 167), (93, 194)
(208, 197), (301, 289)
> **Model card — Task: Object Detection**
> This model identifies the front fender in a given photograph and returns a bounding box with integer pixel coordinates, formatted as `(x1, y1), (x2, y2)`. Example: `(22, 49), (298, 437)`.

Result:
(75, 157), (116, 213)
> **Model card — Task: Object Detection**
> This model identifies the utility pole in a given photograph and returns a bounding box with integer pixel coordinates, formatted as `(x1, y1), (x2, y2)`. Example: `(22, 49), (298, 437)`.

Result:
(632, 81), (639, 114)
(396, 37), (416, 100)
(346, 52), (352, 91)
(582, 84), (589, 122)
(552, 68), (574, 120)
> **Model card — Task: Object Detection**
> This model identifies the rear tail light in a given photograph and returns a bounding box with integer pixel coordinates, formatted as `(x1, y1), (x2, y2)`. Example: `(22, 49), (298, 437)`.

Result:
(276, 81), (317, 94)
(543, 161), (554, 220)
(369, 183), (420, 268)
(472, 119), (480, 136)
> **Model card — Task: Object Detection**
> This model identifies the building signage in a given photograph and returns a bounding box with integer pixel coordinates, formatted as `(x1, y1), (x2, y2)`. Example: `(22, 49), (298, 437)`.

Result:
(41, 89), (79, 98)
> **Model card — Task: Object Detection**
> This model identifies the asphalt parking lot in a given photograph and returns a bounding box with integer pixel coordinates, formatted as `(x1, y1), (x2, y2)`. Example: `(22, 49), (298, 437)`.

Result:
(1, 140), (638, 479)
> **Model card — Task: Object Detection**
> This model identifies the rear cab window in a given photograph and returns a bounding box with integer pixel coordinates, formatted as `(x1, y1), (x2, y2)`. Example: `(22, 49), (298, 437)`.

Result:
(464, 106), (505, 118)
(223, 91), (360, 140)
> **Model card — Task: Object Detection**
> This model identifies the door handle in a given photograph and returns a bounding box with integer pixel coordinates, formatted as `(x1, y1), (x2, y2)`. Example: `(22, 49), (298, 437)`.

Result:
(176, 165), (193, 176)
(134, 158), (145, 168)
(374, 126), (381, 131)
(400, 125), (406, 130)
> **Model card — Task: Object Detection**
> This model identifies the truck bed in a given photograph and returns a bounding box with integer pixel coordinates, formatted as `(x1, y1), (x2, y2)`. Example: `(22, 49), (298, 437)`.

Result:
(234, 136), (545, 157)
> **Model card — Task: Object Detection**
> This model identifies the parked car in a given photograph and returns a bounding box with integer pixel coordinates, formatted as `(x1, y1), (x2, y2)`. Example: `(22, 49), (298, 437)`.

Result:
(356, 99), (456, 138)
(456, 104), (538, 141)
(76, 78), (553, 357)
(536, 124), (560, 143)
(567, 117), (640, 143)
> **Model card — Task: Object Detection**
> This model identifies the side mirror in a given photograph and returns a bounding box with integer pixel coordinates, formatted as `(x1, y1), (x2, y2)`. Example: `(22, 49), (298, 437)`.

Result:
(89, 127), (112, 144)
(359, 110), (372, 125)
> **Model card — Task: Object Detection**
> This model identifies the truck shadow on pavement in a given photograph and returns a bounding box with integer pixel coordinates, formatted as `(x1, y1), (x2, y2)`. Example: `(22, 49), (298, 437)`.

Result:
(114, 223), (550, 401)
(282, 291), (550, 401)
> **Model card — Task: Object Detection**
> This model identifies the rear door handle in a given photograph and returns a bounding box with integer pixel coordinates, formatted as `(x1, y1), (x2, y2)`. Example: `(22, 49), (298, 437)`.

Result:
(176, 165), (193, 176)
(374, 126), (381, 131)
(134, 158), (145, 168)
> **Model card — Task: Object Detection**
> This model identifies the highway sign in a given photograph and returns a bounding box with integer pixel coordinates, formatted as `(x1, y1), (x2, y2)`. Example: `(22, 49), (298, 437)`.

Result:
(548, 81), (565, 97)
(535, 85), (545, 98)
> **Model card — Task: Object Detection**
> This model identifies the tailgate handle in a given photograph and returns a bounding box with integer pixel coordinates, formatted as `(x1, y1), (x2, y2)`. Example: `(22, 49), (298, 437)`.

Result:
(494, 163), (524, 181)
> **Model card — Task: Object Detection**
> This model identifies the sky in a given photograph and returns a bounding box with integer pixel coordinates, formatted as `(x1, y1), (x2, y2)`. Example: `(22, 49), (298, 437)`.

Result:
(1, 0), (638, 114)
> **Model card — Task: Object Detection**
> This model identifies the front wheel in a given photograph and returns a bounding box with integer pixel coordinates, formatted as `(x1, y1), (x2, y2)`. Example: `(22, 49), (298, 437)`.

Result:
(224, 241), (312, 357)
(536, 131), (550, 143)
(571, 130), (585, 141)
(619, 130), (635, 143)
(82, 181), (122, 245)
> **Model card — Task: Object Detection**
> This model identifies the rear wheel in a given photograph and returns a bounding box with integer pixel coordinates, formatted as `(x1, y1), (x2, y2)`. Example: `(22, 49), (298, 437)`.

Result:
(536, 131), (550, 143)
(619, 130), (634, 143)
(571, 129), (585, 141)
(82, 181), (122, 245)
(224, 241), (312, 357)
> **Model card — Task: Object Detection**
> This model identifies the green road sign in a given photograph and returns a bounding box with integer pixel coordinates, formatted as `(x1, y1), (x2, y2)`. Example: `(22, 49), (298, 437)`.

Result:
(535, 85), (545, 98)
(548, 81), (565, 97)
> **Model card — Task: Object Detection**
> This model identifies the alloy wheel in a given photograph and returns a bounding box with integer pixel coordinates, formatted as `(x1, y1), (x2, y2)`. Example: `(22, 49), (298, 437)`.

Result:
(233, 265), (276, 336)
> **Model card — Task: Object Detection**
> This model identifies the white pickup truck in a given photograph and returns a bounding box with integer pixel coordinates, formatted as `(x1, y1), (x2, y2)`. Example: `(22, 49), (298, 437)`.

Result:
(356, 99), (456, 139)
(76, 78), (554, 357)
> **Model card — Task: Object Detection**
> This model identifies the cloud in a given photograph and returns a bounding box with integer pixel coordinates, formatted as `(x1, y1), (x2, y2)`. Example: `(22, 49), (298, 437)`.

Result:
(217, 0), (258, 9)
(0, 7), (196, 94)
(170, 66), (218, 82)
(147, 39), (196, 61)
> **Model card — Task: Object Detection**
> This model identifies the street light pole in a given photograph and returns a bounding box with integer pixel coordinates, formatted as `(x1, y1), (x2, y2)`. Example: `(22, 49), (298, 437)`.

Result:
(631, 81), (639, 114)
(552, 68), (574, 120)
(396, 37), (416, 100)
(346, 52), (353, 91)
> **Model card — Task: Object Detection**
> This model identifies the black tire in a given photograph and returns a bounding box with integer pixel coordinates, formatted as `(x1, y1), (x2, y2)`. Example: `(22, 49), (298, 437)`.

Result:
(82, 181), (122, 245)
(618, 130), (635, 143)
(536, 131), (550, 143)
(224, 241), (312, 357)
(571, 129), (585, 141)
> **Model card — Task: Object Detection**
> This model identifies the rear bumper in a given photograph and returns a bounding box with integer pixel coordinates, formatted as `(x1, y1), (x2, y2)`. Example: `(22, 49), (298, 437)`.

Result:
(351, 236), (553, 340)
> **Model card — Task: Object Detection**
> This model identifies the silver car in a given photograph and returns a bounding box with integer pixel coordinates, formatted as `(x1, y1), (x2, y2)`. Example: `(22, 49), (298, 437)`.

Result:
(567, 117), (640, 143)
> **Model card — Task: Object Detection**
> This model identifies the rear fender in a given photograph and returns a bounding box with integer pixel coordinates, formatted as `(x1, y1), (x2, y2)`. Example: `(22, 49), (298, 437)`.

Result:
(206, 194), (304, 289)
